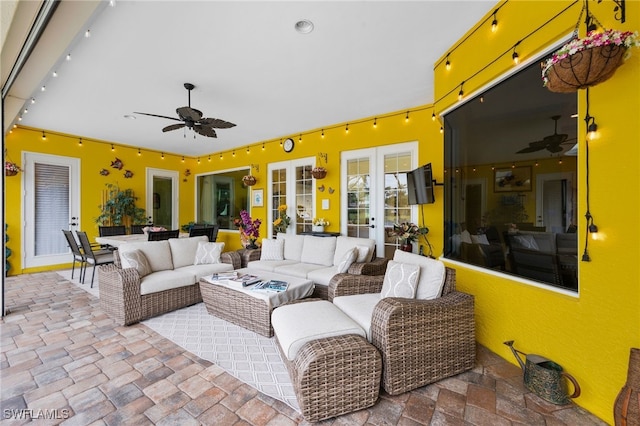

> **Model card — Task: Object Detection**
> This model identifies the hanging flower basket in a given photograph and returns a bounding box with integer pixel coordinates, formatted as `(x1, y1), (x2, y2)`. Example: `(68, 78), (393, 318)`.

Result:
(242, 175), (257, 186)
(311, 167), (327, 179)
(542, 29), (640, 93)
(5, 162), (21, 176)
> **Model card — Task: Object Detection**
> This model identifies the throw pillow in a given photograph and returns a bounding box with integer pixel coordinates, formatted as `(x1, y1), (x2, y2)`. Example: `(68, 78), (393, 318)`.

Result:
(355, 245), (370, 263)
(392, 250), (446, 300)
(380, 260), (420, 299)
(194, 242), (225, 265)
(260, 239), (284, 261)
(513, 234), (539, 250)
(336, 247), (358, 273)
(471, 234), (490, 245)
(460, 230), (473, 244)
(119, 249), (152, 277)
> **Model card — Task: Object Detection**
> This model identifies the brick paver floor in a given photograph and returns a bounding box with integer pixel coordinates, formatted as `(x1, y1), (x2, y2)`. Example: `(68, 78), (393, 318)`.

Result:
(1, 271), (607, 425)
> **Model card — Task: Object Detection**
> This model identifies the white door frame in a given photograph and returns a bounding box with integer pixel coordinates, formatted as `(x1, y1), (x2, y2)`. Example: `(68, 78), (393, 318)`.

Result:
(22, 152), (81, 268)
(146, 168), (179, 230)
(535, 171), (575, 229)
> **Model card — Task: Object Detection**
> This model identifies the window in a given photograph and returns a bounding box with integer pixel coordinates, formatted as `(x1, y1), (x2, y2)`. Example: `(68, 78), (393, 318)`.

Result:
(196, 168), (250, 230)
(443, 55), (578, 292)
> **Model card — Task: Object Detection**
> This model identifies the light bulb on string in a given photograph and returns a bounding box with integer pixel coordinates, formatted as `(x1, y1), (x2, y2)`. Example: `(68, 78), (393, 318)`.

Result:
(491, 10), (498, 32)
(373, 118), (377, 128)
(445, 53), (451, 70)
(41, 131), (46, 140)
(138, 149), (141, 156)
(405, 111), (410, 122)
(431, 111), (436, 121)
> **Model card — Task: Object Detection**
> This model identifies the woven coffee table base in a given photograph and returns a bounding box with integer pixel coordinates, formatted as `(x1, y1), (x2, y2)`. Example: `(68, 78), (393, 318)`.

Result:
(279, 334), (381, 422)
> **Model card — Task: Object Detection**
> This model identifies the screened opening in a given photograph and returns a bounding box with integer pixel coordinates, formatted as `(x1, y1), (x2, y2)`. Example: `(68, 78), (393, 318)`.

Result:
(443, 55), (578, 292)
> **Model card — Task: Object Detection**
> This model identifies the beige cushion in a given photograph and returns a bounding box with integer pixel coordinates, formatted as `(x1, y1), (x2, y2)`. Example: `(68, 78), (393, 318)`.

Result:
(272, 262), (325, 279)
(471, 234), (490, 245)
(139, 269), (196, 295)
(333, 236), (375, 265)
(336, 247), (358, 273)
(194, 242), (225, 265)
(178, 263), (234, 281)
(271, 300), (366, 360)
(306, 266), (339, 286)
(277, 233), (305, 261)
(169, 236), (208, 268)
(333, 293), (381, 342)
(380, 260), (420, 299)
(260, 239), (284, 260)
(247, 259), (297, 272)
(119, 240), (173, 272)
(119, 249), (152, 277)
(392, 250), (446, 300)
(300, 235), (336, 266)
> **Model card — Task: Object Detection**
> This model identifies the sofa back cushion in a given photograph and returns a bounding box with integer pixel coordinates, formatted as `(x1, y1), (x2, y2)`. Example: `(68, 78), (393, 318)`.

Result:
(301, 235), (336, 266)
(333, 236), (376, 265)
(392, 250), (446, 300)
(168, 236), (208, 268)
(260, 238), (284, 260)
(119, 240), (173, 272)
(277, 233), (305, 261)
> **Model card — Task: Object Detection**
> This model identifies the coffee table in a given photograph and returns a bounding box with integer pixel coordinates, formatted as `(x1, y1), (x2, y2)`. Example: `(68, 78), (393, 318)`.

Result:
(199, 268), (314, 337)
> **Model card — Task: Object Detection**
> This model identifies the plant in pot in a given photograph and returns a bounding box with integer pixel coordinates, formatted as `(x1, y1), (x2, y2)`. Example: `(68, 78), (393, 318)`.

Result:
(95, 183), (148, 229)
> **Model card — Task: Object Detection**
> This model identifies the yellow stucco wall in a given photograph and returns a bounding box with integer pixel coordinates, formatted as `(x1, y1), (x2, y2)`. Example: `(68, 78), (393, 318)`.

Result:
(433, 1), (640, 423)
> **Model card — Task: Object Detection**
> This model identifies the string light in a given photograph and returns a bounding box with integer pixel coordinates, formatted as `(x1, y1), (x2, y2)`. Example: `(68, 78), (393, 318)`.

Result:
(491, 10), (498, 32)
(246, 147), (250, 153)
(431, 111), (436, 121)
(445, 53), (451, 70)
(161, 152), (164, 159)
(31, 98), (36, 104)
(78, 138), (83, 146)
(111, 144), (115, 152)
(84, 29), (91, 38)
(232, 150), (236, 157)
(197, 157), (200, 164)
(181, 156), (185, 162)
(458, 81), (464, 100)
(345, 124), (349, 133)
(138, 148), (141, 156)
(208, 155), (211, 161)
(512, 41), (521, 64)
(299, 134), (302, 142)
(440, 126), (443, 134)
(373, 117), (377, 128)
(321, 129), (325, 138)
(52, 71), (57, 77)
(220, 153), (223, 159)
(262, 142), (265, 150)
(41, 86), (46, 91)
(41, 131), (46, 140)
(405, 111), (409, 122)
(66, 53), (71, 61)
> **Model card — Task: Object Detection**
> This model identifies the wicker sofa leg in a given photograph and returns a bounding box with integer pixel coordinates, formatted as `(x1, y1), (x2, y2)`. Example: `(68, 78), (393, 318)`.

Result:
(280, 334), (381, 422)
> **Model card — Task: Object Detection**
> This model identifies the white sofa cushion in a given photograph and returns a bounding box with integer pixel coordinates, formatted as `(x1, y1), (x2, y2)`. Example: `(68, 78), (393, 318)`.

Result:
(333, 294), (381, 342)
(119, 249), (152, 277)
(168, 236), (208, 268)
(178, 263), (234, 281)
(139, 269), (196, 295)
(277, 233), (305, 261)
(392, 250), (446, 300)
(306, 266), (339, 286)
(194, 242), (225, 265)
(247, 259), (298, 272)
(119, 240), (173, 272)
(334, 236), (375, 265)
(380, 260), (420, 299)
(272, 300), (366, 360)
(336, 247), (358, 273)
(260, 239), (284, 260)
(300, 235), (336, 266)
(273, 262), (326, 279)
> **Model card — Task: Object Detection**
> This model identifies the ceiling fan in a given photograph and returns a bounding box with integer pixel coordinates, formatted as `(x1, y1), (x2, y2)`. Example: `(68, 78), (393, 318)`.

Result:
(134, 83), (236, 138)
(516, 115), (572, 154)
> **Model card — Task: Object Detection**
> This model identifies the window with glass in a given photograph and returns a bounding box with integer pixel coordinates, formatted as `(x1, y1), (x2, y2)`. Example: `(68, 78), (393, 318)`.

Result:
(196, 168), (250, 230)
(443, 54), (578, 292)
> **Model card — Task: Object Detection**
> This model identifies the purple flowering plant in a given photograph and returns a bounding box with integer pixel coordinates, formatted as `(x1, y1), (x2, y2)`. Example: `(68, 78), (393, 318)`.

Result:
(236, 210), (262, 239)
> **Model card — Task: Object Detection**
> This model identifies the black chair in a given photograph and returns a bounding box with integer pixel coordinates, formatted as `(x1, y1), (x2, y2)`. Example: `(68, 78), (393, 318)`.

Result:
(510, 247), (562, 286)
(148, 229), (180, 241)
(130, 224), (151, 235)
(62, 229), (85, 280)
(75, 231), (115, 287)
(189, 225), (219, 241)
(98, 226), (127, 237)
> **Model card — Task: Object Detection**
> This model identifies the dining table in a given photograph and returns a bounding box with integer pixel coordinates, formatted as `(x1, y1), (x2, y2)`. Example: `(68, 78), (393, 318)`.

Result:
(95, 233), (189, 248)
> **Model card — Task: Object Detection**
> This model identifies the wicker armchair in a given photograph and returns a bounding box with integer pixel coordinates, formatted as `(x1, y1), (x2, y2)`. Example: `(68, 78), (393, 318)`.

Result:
(328, 266), (476, 395)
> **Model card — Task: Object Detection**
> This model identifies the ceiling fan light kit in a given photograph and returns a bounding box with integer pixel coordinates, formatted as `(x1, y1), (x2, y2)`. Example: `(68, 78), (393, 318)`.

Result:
(134, 83), (236, 138)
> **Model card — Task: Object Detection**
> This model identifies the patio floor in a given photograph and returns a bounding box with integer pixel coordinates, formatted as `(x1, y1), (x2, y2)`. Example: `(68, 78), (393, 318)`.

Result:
(1, 271), (607, 425)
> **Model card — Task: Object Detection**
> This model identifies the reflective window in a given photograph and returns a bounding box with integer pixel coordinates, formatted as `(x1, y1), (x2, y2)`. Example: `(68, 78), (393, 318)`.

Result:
(196, 169), (250, 230)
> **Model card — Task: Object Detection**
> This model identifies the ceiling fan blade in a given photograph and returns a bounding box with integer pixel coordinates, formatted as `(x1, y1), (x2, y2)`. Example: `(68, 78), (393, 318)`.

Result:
(193, 125), (217, 138)
(177, 106), (202, 122)
(162, 123), (185, 132)
(546, 145), (564, 153)
(516, 145), (545, 154)
(133, 112), (181, 121)
(199, 117), (237, 128)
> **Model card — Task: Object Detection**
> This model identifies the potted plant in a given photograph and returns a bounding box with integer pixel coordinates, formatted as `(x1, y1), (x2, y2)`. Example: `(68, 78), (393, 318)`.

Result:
(542, 29), (639, 93)
(390, 222), (429, 252)
(5, 161), (21, 176)
(234, 210), (262, 249)
(95, 183), (148, 228)
(312, 217), (329, 233)
(273, 204), (291, 234)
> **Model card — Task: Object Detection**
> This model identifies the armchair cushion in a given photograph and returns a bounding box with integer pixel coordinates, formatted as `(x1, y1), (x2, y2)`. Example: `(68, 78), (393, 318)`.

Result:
(193, 241), (225, 265)
(392, 250), (446, 300)
(119, 249), (152, 277)
(332, 293), (381, 341)
(260, 238), (284, 260)
(380, 260), (420, 299)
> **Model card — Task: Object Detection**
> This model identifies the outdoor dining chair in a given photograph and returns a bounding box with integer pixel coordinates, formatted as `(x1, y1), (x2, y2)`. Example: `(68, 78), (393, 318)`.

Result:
(189, 225), (219, 241)
(75, 231), (115, 287)
(98, 225), (127, 236)
(62, 229), (85, 280)
(147, 229), (179, 241)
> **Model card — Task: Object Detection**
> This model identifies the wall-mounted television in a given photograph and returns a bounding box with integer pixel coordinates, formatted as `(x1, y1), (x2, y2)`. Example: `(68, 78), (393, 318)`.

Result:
(407, 163), (435, 205)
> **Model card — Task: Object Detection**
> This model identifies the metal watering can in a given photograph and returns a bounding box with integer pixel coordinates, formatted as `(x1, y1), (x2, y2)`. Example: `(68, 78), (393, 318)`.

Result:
(504, 340), (581, 405)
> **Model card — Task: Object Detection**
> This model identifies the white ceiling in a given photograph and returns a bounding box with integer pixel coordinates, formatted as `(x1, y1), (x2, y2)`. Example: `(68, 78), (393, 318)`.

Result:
(4, 0), (496, 157)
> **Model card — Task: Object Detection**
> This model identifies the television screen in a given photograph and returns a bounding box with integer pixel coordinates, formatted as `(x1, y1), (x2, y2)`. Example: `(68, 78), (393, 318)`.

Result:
(407, 163), (435, 205)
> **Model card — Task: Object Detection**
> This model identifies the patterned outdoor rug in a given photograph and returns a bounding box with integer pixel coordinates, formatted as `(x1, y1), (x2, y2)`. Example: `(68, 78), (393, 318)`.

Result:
(56, 269), (299, 411)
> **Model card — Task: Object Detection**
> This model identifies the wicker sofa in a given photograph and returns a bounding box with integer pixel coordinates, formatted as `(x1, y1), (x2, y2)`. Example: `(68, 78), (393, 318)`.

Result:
(246, 233), (388, 299)
(329, 250), (476, 395)
(98, 236), (237, 325)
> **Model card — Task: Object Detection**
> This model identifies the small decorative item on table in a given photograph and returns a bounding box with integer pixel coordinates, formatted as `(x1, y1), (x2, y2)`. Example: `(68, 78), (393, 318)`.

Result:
(390, 222), (429, 252)
(312, 217), (329, 233)
(234, 210), (261, 249)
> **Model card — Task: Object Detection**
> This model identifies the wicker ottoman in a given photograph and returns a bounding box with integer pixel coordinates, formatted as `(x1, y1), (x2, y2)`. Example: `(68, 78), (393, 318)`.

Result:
(272, 300), (381, 422)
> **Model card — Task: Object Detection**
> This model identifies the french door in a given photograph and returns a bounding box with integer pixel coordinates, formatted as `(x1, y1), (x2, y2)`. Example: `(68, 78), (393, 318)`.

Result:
(267, 158), (314, 237)
(341, 142), (418, 258)
(23, 152), (80, 268)
(146, 168), (179, 230)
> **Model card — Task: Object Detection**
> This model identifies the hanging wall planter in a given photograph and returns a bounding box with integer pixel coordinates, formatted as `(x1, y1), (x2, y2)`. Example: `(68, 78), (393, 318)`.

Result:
(542, 29), (639, 93)
(5, 161), (21, 176)
(311, 167), (327, 179)
(242, 175), (257, 186)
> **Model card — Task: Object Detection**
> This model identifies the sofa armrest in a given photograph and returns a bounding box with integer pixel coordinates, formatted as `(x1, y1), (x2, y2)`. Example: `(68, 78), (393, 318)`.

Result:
(371, 291), (476, 395)
(328, 273), (384, 301)
(98, 264), (143, 325)
(347, 257), (389, 276)
(220, 251), (241, 269)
